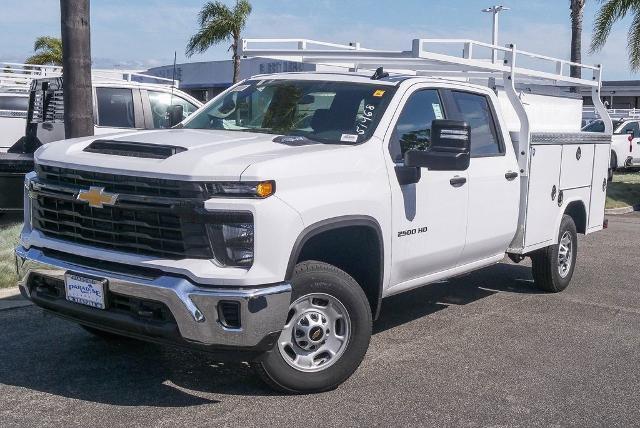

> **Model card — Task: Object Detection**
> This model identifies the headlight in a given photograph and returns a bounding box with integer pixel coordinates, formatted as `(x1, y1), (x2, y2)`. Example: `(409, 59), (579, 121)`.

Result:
(206, 212), (254, 268)
(205, 181), (275, 198)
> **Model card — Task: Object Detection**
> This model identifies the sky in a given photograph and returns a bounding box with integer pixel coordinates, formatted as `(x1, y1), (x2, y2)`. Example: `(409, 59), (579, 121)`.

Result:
(1, 0), (638, 80)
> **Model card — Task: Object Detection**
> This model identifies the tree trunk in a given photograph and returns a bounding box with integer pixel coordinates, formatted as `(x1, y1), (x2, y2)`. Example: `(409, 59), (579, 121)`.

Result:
(570, 0), (585, 78)
(232, 37), (240, 84)
(60, 0), (94, 138)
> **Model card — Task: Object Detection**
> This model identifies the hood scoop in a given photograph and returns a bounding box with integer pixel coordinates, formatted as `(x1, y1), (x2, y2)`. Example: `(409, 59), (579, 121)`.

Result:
(83, 139), (187, 159)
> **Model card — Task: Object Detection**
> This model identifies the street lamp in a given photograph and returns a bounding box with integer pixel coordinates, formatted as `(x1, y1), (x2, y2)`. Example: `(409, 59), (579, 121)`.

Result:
(482, 5), (510, 63)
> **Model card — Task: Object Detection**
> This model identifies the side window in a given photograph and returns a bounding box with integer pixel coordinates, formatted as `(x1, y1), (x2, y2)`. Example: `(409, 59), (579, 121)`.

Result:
(619, 121), (640, 136)
(391, 89), (444, 162)
(148, 91), (199, 129)
(450, 91), (502, 156)
(96, 88), (135, 128)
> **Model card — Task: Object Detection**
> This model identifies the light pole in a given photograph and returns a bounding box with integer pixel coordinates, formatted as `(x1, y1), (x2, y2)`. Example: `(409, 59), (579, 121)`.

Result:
(482, 5), (510, 64)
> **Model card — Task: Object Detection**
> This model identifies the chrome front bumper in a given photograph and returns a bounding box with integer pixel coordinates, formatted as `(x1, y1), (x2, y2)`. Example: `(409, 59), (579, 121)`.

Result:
(15, 246), (292, 350)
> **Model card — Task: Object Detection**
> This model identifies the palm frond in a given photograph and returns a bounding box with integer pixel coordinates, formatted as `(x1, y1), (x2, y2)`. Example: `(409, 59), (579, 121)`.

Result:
(186, 0), (252, 58)
(627, 5), (640, 70)
(591, 0), (638, 53)
(24, 52), (61, 66)
(33, 36), (62, 53)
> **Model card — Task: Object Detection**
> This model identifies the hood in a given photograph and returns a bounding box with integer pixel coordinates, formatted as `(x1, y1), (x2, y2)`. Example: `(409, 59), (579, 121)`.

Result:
(34, 129), (343, 181)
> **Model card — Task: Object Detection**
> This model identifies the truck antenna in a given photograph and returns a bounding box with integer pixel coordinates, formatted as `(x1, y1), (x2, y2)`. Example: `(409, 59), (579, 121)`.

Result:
(170, 51), (177, 105)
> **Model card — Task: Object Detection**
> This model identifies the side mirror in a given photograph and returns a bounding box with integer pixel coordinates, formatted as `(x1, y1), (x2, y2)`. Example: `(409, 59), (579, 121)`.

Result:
(404, 119), (470, 171)
(166, 105), (184, 128)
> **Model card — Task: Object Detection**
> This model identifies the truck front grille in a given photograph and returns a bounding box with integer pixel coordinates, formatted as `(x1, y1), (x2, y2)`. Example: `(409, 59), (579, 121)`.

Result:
(37, 165), (207, 199)
(32, 166), (216, 260)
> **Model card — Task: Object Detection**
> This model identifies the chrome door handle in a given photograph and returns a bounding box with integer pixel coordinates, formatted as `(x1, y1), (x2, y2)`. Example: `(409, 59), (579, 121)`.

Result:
(505, 171), (519, 181)
(449, 176), (467, 187)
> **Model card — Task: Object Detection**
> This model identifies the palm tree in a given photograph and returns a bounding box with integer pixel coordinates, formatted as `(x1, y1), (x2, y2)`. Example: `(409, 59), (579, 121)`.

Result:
(591, 0), (640, 71)
(186, 0), (252, 83)
(570, 0), (586, 78)
(25, 36), (63, 66)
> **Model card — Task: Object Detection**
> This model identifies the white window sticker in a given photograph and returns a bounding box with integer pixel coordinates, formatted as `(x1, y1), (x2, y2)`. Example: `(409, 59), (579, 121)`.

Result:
(340, 134), (359, 143)
(432, 103), (444, 119)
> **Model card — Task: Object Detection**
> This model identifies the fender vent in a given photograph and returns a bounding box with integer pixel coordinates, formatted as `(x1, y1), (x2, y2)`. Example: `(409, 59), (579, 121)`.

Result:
(83, 140), (187, 159)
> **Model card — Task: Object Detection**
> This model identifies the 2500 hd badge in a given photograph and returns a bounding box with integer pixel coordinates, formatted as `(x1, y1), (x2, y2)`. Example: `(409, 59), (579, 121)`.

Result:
(397, 226), (428, 238)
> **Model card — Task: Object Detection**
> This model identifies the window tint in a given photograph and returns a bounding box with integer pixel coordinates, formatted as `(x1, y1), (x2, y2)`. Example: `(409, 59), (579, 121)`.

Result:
(96, 87), (135, 128)
(148, 91), (199, 128)
(618, 121), (640, 136)
(451, 91), (502, 156)
(184, 80), (395, 144)
(391, 89), (444, 161)
(582, 120), (605, 133)
(0, 96), (28, 112)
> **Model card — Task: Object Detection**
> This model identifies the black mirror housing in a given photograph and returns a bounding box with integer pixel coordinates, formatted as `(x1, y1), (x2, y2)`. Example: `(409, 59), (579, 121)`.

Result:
(166, 105), (184, 128)
(404, 119), (470, 171)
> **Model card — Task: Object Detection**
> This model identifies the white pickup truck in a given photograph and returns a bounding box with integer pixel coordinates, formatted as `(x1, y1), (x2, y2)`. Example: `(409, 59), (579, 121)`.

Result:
(15, 39), (612, 393)
(582, 118), (640, 175)
(0, 71), (202, 213)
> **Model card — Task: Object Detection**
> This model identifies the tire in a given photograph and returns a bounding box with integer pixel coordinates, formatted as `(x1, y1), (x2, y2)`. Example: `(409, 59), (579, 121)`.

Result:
(254, 261), (372, 394)
(608, 151), (617, 182)
(531, 215), (578, 293)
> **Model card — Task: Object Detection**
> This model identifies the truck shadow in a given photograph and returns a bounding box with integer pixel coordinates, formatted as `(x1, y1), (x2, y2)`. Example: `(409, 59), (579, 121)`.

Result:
(0, 261), (538, 405)
(374, 262), (538, 333)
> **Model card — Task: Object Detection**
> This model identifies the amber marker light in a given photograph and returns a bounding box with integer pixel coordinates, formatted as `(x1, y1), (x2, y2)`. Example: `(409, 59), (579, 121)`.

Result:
(256, 181), (275, 198)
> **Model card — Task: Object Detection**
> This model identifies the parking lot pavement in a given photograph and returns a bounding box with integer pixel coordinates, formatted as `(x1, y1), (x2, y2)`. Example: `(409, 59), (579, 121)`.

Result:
(1, 213), (639, 427)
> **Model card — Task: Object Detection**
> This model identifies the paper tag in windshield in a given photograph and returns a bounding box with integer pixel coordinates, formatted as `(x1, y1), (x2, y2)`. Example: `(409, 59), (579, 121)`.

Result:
(231, 84), (250, 92)
(373, 89), (386, 97)
(340, 134), (359, 143)
(432, 103), (444, 119)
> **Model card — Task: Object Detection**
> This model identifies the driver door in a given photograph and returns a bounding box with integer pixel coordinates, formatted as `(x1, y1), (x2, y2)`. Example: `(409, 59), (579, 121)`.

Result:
(386, 87), (469, 289)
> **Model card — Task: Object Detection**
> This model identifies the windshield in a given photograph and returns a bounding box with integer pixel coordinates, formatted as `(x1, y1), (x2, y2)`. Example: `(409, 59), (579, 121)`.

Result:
(183, 79), (396, 144)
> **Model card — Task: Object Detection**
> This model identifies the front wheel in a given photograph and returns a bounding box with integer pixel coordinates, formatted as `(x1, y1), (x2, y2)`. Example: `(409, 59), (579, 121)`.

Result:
(531, 215), (578, 293)
(254, 261), (372, 394)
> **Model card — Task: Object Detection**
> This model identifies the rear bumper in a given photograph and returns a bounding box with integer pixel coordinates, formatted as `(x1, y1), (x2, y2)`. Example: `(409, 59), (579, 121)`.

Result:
(15, 245), (291, 354)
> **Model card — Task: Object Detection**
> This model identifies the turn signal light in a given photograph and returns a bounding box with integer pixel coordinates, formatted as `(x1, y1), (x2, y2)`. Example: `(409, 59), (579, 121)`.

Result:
(256, 181), (274, 198)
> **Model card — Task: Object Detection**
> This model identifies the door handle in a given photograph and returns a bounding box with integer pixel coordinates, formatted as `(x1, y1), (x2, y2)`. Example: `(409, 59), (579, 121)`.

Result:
(505, 171), (519, 181)
(449, 176), (467, 187)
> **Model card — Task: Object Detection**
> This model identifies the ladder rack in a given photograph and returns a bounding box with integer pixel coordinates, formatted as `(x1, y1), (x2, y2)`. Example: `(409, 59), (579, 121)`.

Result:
(0, 62), (62, 88)
(0, 62), (178, 89)
(240, 37), (613, 174)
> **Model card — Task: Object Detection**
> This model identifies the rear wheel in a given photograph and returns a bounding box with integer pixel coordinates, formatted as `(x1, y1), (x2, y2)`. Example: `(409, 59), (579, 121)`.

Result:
(531, 215), (578, 293)
(254, 261), (372, 394)
(608, 151), (617, 181)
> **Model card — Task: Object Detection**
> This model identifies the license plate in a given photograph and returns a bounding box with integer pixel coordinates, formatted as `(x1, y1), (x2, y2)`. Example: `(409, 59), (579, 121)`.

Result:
(64, 273), (106, 310)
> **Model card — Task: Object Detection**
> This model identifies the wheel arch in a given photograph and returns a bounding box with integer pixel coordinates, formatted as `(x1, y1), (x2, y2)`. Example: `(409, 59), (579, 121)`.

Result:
(562, 199), (588, 235)
(286, 216), (385, 319)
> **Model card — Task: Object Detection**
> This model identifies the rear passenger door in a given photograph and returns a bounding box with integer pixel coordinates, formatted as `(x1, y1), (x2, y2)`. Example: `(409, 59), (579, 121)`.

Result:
(93, 87), (144, 135)
(443, 89), (520, 266)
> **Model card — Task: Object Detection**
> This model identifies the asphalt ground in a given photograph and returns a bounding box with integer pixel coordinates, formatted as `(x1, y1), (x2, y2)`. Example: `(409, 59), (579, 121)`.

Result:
(1, 213), (639, 427)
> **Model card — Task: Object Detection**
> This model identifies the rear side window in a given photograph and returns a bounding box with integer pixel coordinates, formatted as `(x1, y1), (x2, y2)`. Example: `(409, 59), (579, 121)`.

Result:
(583, 120), (605, 133)
(0, 96), (28, 112)
(450, 91), (502, 156)
(96, 87), (135, 128)
(617, 121), (640, 136)
(391, 89), (445, 161)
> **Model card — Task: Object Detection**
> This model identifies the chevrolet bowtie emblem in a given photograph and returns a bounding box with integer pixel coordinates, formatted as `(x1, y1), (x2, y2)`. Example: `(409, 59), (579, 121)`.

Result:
(76, 186), (119, 208)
